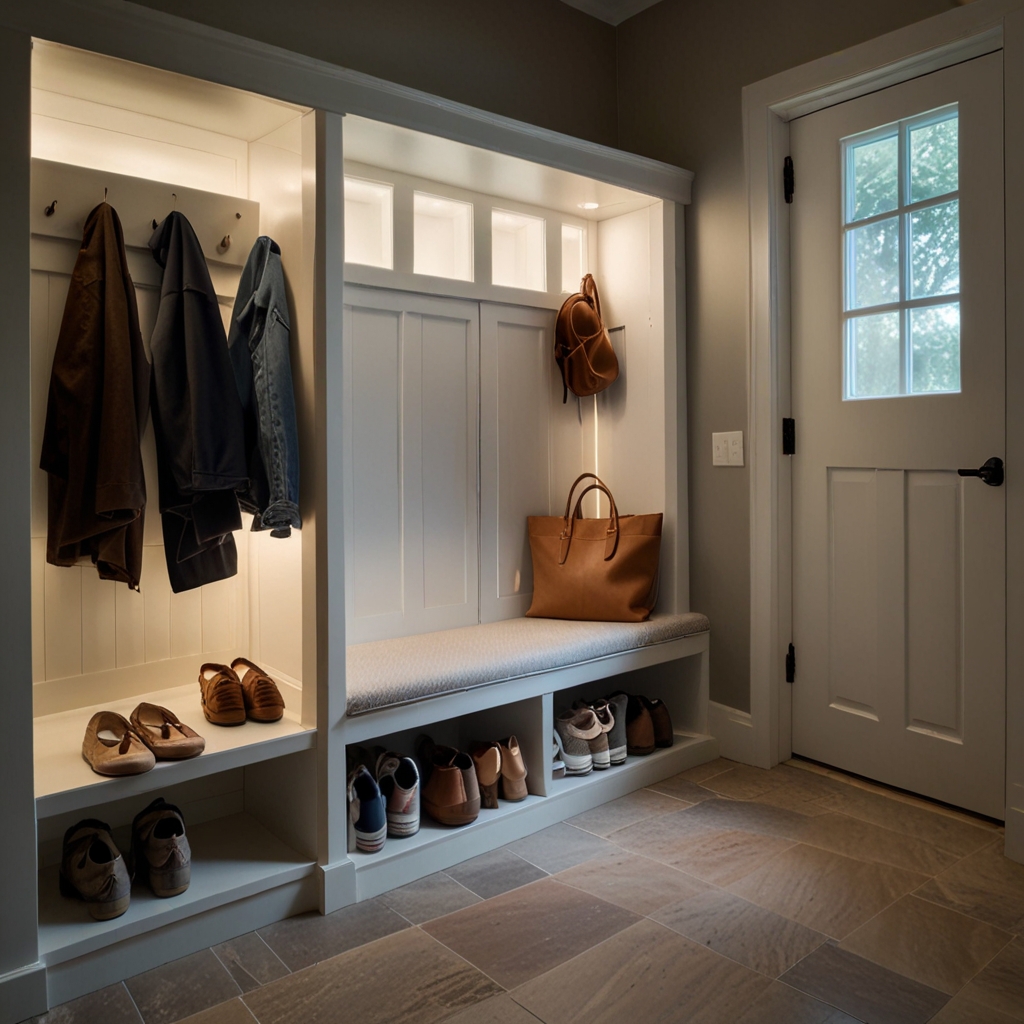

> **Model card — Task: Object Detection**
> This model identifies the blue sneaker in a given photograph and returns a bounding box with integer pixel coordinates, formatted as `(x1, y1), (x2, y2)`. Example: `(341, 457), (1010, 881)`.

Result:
(348, 765), (387, 853)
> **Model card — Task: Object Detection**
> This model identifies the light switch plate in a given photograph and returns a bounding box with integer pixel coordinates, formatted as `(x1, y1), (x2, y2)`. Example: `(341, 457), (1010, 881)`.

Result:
(712, 431), (744, 466)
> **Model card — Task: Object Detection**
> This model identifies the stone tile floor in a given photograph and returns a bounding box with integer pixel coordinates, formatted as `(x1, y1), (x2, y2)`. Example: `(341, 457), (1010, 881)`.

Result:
(30, 758), (1024, 1024)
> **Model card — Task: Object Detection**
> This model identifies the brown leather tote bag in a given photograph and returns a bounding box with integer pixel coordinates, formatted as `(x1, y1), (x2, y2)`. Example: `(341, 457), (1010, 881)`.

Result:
(526, 473), (662, 622)
(554, 274), (619, 403)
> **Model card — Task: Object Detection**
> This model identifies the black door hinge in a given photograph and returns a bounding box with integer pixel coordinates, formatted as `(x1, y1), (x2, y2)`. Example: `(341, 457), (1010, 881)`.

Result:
(784, 156), (794, 204)
(783, 417), (795, 455)
(786, 643), (796, 683)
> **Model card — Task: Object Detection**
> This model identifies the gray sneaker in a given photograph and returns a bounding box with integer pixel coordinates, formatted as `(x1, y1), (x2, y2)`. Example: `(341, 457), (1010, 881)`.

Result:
(604, 692), (628, 764)
(555, 707), (602, 776)
(574, 699), (613, 770)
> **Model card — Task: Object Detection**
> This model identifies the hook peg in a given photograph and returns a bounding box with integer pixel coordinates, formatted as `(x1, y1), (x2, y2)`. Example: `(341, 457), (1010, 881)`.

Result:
(44, 200), (57, 217)
(219, 234), (232, 252)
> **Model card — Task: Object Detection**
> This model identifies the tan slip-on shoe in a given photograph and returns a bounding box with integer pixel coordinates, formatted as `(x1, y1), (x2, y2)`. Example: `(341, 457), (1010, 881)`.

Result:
(131, 797), (191, 897)
(422, 750), (481, 827)
(231, 657), (285, 722)
(82, 711), (156, 776)
(130, 703), (205, 760)
(60, 818), (131, 920)
(498, 736), (528, 801)
(470, 742), (502, 808)
(199, 663), (246, 726)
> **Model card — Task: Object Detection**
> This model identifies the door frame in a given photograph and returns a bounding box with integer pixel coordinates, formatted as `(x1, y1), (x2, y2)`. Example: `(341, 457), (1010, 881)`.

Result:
(742, 0), (1024, 860)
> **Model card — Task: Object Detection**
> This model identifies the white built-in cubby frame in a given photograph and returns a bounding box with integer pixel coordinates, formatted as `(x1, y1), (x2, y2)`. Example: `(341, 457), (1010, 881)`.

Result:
(0, 10), (701, 1021)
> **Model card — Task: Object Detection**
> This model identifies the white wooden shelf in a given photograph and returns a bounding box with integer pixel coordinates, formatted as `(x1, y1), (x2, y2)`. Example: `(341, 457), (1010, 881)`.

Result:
(351, 731), (717, 900)
(38, 812), (314, 965)
(34, 683), (316, 819)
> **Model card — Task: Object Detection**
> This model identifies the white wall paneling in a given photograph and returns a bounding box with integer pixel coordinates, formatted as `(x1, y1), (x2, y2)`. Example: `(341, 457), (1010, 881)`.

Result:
(343, 287), (480, 643)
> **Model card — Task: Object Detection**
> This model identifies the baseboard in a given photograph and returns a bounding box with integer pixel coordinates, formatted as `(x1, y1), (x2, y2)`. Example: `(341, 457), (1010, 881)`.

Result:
(1005, 785), (1024, 865)
(708, 700), (758, 765)
(0, 961), (47, 1024)
(318, 858), (356, 914)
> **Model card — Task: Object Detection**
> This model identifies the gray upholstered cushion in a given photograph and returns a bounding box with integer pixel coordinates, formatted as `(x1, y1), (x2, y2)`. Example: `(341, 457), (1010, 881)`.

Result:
(346, 612), (710, 716)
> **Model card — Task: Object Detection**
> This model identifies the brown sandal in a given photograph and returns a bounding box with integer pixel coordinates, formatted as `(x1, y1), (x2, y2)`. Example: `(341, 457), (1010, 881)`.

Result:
(82, 711), (156, 776)
(231, 657), (285, 722)
(130, 702), (205, 759)
(199, 664), (246, 726)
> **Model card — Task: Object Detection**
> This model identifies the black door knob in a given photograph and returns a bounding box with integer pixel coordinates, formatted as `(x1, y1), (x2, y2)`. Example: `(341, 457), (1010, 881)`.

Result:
(957, 456), (1004, 487)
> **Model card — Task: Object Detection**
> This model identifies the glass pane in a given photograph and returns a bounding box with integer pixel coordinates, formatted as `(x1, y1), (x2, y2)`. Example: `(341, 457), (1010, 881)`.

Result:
(492, 209), (546, 291)
(413, 192), (474, 281)
(848, 134), (898, 222)
(911, 200), (959, 299)
(910, 115), (958, 203)
(849, 312), (901, 398)
(848, 217), (899, 310)
(911, 303), (960, 394)
(344, 177), (393, 269)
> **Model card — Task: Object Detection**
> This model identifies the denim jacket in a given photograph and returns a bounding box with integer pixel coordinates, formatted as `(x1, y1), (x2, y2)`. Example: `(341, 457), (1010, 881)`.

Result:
(228, 237), (302, 537)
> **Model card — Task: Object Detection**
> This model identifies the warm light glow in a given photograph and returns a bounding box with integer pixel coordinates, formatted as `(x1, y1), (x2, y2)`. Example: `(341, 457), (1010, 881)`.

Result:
(578, 202), (600, 210)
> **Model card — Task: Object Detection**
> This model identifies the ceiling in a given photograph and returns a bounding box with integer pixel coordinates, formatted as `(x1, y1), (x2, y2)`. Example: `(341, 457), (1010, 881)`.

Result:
(558, 0), (665, 25)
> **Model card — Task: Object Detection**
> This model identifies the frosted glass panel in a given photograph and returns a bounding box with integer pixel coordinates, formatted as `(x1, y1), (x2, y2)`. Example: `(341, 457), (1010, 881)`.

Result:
(492, 210), (546, 291)
(910, 115), (959, 203)
(345, 177), (393, 269)
(848, 133), (898, 222)
(414, 192), (473, 282)
(911, 303), (960, 395)
(849, 312), (901, 399)
(911, 200), (959, 299)
(848, 216), (899, 309)
(561, 223), (585, 293)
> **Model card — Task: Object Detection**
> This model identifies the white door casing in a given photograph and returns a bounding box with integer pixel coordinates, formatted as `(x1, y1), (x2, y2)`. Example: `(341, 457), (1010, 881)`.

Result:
(790, 54), (1005, 818)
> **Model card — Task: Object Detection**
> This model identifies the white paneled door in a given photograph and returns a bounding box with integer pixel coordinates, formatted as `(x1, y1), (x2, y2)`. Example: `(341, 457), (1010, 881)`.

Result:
(790, 54), (1005, 818)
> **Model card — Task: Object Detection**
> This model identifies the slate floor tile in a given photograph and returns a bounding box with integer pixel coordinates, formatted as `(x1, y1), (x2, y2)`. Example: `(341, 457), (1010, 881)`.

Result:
(511, 918), (771, 1024)
(814, 786), (996, 858)
(441, 994), (544, 1023)
(729, 843), (928, 939)
(125, 949), (242, 1024)
(566, 788), (686, 837)
(928, 989), (1021, 1023)
(445, 848), (547, 900)
(702, 764), (786, 800)
(781, 943), (949, 1024)
(956, 937), (1024, 1020)
(915, 841), (1024, 932)
(644, 774), (717, 804)
(379, 871), (482, 924)
(552, 848), (709, 914)
(505, 822), (613, 873)
(733, 981), (864, 1024)
(674, 757), (736, 783)
(257, 897), (409, 971)
(243, 927), (501, 1024)
(173, 1001), (256, 1024)
(671, 796), (812, 839)
(423, 877), (638, 989)
(837, 895), (1012, 994)
(611, 813), (796, 886)
(212, 932), (289, 994)
(793, 812), (961, 876)
(29, 983), (143, 1024)
(653, 888), (826, 978)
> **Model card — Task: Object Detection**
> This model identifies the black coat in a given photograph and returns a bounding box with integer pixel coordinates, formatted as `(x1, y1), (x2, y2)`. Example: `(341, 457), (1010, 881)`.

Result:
(149, 212), (248, 593)
(41, 202), (150, 590)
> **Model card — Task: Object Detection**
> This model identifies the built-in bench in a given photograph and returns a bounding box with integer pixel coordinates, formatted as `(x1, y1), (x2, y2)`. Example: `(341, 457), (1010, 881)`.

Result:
(345, 611), (711, 715)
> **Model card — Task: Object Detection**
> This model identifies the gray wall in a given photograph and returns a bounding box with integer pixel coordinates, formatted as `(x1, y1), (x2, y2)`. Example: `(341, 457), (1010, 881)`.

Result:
(130, 0), (619, 147)
(617, 0), (952, 710)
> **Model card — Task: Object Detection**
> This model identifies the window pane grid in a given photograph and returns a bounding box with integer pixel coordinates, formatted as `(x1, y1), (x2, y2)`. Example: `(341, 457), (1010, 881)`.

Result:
(842, 104), (959, 400)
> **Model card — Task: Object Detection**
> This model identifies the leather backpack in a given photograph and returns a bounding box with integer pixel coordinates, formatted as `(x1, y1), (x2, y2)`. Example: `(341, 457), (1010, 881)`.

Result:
(554, 274), (619, 403)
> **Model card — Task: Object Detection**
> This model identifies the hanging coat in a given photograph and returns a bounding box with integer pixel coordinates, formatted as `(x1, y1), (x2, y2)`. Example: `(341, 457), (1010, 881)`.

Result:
(40, 202), (150, 590)
(149, 211), (248, 593)
(229, 236), (302, 538)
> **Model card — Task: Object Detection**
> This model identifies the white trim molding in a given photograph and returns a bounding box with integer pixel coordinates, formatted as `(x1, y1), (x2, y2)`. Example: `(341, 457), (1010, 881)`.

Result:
(708, 701), (757, 765)
(742, 0), (1024, 861)
(0, 0), (692, 206)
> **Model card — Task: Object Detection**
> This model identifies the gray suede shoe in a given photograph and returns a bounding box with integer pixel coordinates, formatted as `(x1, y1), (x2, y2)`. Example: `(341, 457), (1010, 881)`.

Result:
(60, 819), (131, 920)
(131, 797), (191, 897)
(604, 692), (628, 764)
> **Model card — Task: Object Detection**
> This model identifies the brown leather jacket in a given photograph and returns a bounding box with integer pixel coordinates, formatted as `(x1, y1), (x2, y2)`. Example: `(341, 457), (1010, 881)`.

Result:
(40, 202), (151, 590)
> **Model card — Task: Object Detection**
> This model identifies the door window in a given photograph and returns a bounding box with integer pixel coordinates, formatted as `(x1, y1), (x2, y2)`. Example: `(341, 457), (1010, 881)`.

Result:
(842, 107), (960, 399)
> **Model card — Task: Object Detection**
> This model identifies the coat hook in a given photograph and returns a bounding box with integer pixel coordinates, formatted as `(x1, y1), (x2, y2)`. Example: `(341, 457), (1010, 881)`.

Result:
(219, 234), (232, 252)
(235, 212), (241, 220)
(172, 192), (177, 208)
(152, 218), (158, 230)
(44, 199), (57, 217)
(103, 187), (108, 202)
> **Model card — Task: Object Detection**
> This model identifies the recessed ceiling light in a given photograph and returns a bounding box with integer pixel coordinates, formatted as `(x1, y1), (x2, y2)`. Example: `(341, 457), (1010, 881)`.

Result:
(578, 202), (600, 210)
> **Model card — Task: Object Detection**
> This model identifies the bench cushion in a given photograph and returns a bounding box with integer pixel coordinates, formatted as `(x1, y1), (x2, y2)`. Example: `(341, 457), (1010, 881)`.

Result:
(346, 612), (710, 716)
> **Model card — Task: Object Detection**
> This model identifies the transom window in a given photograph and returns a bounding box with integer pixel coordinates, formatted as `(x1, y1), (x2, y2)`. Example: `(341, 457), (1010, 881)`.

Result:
(842, 106), (960, 399)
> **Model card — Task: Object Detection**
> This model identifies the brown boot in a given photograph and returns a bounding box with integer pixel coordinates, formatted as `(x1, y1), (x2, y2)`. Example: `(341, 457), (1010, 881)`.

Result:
(642, 696), (674, 748)
(471, 742), (502, 808)
(422, 750), (481, 826)
(498, 736), (528, 801)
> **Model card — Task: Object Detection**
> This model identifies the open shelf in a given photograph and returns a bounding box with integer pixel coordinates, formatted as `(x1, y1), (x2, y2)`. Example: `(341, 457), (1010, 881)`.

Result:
(38, 812), (315, 964)
(35, 684), (316, 819)
(351, 731), (717, 900)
